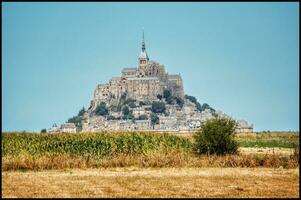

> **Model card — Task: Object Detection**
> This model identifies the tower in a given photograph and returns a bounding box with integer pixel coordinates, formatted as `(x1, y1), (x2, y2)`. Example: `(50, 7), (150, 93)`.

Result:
(138, 31), (149, 69)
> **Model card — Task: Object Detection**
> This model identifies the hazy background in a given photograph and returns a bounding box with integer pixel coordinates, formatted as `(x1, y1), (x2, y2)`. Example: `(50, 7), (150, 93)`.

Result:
(2, 2), (299, 132)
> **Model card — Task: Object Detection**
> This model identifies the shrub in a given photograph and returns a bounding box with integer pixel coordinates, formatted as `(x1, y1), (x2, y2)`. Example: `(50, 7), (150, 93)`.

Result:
(163, 89), (171, 99)
(151, 101), (166, 113)
(201, 103), (215, 112)
(166, 96), (174, 104)
(150, 113), (159, 128)
(77, 107), (86, 116)
(174, 97), (184, 108)
(157, 94), (163, 100)
(107, 115), (116, 120)
(194, 118), (238, 155)
(123, 98), (136, 108)
(185, 95), (202, 111)
(122, 105), (130, 116)
(184, 95), (197, 104)
(40, 129), (47, 133)
(138, 114), (148, 120)
(94, 102), (109, 116)
(67, 115), (83, 128)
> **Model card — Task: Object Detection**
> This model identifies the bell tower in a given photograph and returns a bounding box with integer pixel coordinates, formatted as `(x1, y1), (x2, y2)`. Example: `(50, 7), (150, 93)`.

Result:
(138, 31), (149, 70)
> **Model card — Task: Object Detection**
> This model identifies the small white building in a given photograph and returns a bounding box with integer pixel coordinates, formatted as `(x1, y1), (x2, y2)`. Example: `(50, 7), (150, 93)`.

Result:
(60, 123), (77, 133)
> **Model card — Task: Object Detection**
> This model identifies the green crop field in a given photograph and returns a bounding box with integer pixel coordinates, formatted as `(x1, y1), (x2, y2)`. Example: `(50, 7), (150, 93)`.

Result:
(1, 131), (299, 171)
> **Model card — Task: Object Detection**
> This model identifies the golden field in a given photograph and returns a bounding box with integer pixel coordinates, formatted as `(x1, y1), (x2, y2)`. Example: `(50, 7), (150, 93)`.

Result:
(2, 131), (299, 198)
(2, 167), (299, 198)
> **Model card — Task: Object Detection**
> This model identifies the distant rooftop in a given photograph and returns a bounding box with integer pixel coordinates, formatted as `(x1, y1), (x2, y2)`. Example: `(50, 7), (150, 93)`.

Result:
(61, 123), (76, 129)
(127, 77), (159, 81)
(168, 74), (181, 80)
(122, 68), (137, 72)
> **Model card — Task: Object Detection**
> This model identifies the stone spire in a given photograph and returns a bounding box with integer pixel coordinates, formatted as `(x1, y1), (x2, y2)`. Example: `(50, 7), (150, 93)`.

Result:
(139, 30), (149, 61)
(142, 31), (146, 52)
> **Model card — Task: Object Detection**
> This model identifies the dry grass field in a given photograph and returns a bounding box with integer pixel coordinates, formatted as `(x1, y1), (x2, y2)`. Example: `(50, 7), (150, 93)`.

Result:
(2, 131), (298, 198)
(2, 167), (299, 198)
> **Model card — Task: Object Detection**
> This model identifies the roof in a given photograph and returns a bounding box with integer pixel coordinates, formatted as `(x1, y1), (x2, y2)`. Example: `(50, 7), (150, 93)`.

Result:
(111, 77), (121, 81)
(127, 77), (159, 81)
(139, 51), (149, 59)
(61, 123), (76, 129)
(122, 68), (137, 72)
(168, 74), (182, 80)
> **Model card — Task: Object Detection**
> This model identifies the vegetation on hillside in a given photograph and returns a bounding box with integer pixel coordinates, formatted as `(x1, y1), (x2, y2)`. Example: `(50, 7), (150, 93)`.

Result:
(184, 94), (215, 112)
(67, 107), (86, 130)
(94, 102), (109, 116)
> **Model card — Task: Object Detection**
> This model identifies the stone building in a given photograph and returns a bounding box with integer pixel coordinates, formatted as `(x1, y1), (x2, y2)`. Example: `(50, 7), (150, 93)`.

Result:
(71, 32), (254, 133)
(48, 123), (59, 133)
(236, 120), (254, 133)
(88, 32), (184, 112)
(60, 123), (77, 133)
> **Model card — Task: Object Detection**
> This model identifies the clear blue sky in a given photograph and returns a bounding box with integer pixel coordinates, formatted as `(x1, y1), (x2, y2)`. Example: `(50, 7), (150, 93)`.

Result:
(2, 2), (299, 132)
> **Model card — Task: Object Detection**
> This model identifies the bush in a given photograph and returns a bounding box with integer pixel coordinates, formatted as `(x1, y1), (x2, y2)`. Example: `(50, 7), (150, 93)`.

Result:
(184, 95), (197, 104)
(163, 89), (171, 99)
(40, 129), (47, 133)
(151, 101), (166, 113)
(150, 113), (159, 128)
(194, 118), (238, 155)
(201, 103), (215, 112)
(166, 96), (174, 104)
(138, 114), (148, 120)
(67, 115), (83, 128)
(185, 94), (202, 111)
(174, 97), (184, 108)
(94, 102), (109, 116)
(122, 105), (130, 116)
(77, 107), (86, 116)
(106, 115), (116, 120)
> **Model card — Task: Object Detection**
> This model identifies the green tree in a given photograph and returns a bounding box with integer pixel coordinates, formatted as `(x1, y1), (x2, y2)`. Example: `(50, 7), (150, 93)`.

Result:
(157, 94), (163, 100)
(151, 101), (166, 113)
(166, 96), (174, 104)
(67, 116), (83, 127)
(175, 97), (184, 108)
(122, 105), (130, 116)
(163, 89), (171, 99)
(195, 102), (202, 112)
(40, 129), (47, 133)
(78, 107), (86, 116)
(201, 103), (215, 112)
(106, 115), (115, 120)
(138, 114), (148, 120)
(193, 118), (238, 155)
(185, 95), (197, 104)
(150, 113), (159, 129)
(139, 101), (146, 106)
(128, 113), (135, 122)
(94, 102), (109, 116)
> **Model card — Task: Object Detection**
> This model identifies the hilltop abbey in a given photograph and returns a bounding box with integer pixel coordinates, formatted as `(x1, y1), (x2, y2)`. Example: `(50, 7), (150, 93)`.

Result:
(49, 32), (254, 133)
(89, 32), (184, 111)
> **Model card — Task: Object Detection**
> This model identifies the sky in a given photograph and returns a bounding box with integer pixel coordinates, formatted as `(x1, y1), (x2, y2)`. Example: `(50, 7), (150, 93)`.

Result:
(2, 2), (299, 132)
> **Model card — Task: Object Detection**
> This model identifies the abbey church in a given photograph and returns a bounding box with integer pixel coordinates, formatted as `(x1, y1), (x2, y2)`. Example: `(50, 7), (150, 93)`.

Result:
(90, 32), (184, 111)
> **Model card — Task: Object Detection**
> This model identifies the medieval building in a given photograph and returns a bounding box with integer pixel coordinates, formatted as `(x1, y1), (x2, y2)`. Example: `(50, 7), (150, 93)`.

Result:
(89, 32), (184, 111)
